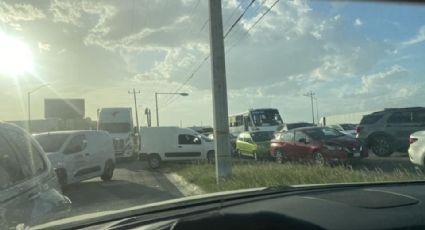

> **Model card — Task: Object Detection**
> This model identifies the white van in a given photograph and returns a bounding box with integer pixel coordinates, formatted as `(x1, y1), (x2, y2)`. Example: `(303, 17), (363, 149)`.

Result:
(33, 130), (115, 186)
(139, 127), (215, 168)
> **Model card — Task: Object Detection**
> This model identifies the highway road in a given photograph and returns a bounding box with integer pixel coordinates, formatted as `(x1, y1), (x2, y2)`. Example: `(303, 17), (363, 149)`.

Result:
(62, 160), (183, 218)
(62, 152), (418, 218)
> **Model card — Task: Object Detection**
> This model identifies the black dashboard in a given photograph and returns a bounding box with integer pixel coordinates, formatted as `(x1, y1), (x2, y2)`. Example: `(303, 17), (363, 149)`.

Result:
(135, 183), (425, 230)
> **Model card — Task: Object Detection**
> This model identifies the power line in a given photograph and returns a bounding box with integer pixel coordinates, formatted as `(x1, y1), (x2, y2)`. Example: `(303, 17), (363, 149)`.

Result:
(223, 0), (247, 28)
(223, 0), (256, 39)
(226, 0), (280, 53)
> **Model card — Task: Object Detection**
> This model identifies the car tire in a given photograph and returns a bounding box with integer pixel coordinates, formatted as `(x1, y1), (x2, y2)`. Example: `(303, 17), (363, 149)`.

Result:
(207, 151), (215, 164)
(276, 150), (286, 164)
(371, 136), (393, 157)
(101, 160), (115, 181)
(148, 154), (161, 169)
(55, 169), (67, 187)
(313, 152), (326, 166)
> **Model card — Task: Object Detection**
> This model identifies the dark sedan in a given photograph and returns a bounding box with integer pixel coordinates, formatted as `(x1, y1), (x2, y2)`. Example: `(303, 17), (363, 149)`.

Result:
(270, 127), (368, 165)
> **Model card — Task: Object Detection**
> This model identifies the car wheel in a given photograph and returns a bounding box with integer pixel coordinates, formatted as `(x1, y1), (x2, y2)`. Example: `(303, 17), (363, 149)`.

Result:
(101, 160), (115, 181)
(148, 154), (161, 169)
(313, 152), (326, 166)
(207, 151), (215, 164)
(276, 150), (286, 164)
(371, 136), (393, 157)
(55, 169), (67, 187)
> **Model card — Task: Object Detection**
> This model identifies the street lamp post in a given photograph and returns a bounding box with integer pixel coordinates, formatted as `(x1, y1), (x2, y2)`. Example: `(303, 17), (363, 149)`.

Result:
(27, 84), (49, 133)
(155, 92), (189, 127)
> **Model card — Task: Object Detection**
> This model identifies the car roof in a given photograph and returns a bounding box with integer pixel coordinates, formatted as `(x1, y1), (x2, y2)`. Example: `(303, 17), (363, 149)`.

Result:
(288, 126), (323, 132)
(0, 122), (27, 133)
(369, 107), (425, 115)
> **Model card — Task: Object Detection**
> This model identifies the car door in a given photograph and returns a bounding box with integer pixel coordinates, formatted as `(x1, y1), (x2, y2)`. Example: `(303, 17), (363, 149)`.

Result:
(82, 133), (103, 178)
(63, 134), (91, 181)
(245, 133), (256, 156)
(174, 134), (203, 160)
(294, 131), (312, 160)
(386, 111), (420, 150)
(280, 131), (297, 160)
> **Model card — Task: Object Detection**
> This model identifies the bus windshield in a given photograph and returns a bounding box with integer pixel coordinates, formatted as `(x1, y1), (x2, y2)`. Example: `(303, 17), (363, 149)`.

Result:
(251, 109), (283, 127)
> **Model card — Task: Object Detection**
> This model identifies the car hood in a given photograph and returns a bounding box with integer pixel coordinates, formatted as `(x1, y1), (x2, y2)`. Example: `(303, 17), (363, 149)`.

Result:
(323, 135), (360, 148)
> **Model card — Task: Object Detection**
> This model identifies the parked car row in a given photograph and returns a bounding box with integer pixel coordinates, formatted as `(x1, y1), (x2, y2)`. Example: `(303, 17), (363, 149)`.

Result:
(235, 126), (368, 165)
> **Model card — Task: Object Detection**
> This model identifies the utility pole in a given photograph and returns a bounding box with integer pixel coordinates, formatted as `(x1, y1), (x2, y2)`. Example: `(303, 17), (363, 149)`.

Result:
(209, 0), (232, 182)
(303, 91), (315, 124)
(129, 88), (141, 133)
(314, 97), (319, 126)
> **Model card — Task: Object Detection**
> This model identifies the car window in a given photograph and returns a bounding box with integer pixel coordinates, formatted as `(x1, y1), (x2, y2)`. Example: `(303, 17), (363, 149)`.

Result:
(294, 131), (307, 143)
(178, 134), (201, 145)
(34, 133), (71, 152)
(4, 129), (46, 178)
(387, 112), (413, 124)
(360, 114), (384, 125)
(0, 134), (26, 190)
(281, 132), (294, 142)
(65, 134), (87, 154)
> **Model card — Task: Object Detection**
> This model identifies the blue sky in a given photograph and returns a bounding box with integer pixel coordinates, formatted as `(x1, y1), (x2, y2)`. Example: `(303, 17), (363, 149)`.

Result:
(0, 0), (424, 126)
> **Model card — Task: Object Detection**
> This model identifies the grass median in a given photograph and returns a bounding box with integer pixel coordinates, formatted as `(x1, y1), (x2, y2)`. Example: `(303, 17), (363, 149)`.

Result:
(168, 161), (425, 193)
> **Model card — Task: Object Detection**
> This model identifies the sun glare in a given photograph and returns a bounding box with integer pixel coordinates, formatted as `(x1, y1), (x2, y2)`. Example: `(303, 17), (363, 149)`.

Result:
(0, 34), (34, 76)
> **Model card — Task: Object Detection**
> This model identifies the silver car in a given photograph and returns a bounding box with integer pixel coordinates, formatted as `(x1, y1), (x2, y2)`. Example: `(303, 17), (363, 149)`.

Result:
(0, 122), (71, 229)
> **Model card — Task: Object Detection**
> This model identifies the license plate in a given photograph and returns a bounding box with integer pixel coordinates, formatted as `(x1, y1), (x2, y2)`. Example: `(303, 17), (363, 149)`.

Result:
(353, 152), (361, 157)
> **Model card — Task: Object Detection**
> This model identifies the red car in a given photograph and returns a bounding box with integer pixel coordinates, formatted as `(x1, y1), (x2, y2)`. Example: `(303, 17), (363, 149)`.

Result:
(270, 127), (368, 165)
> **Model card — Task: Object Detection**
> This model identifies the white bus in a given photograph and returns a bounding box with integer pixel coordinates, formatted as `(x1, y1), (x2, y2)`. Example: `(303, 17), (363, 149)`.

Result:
(228, 108), (283, 135)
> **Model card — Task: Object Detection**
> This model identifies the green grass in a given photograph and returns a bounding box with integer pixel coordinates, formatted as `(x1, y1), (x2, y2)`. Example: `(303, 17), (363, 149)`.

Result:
(169, 161), (425, 193)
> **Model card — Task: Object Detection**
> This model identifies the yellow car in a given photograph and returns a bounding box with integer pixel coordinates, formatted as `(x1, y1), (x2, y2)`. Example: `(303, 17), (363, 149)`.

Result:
(235, 131), (274, 160)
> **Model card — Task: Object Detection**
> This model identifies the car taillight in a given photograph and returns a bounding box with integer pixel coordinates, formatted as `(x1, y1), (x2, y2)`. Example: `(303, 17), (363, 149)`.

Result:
(356, 126), (363, 134)
(410, 137), (418, 144)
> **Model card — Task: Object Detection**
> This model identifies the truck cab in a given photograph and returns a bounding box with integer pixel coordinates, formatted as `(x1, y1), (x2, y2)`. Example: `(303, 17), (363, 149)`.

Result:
(98, 107), (137, 159)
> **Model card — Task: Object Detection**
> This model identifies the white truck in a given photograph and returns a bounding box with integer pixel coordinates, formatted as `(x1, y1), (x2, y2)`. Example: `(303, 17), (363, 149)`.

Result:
(139, 127), (215, 168)
(98, 107), (138, 159)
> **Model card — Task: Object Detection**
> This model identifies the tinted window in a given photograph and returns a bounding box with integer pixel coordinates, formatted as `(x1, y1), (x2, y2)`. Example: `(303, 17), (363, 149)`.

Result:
(387, 112), (413, 123)
(179, 134), (201, 145)
(0, 135), (25, 190)
(35, 133), (70, 152)
(303, 128), (344, 140)
(360, 114), (384, 125)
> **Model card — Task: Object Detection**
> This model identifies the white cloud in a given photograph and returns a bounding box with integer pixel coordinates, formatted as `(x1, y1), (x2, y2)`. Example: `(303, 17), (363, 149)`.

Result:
(0, 2), (45, 23)
(354, 18), (363, 26)
(403, 25), (425, 46)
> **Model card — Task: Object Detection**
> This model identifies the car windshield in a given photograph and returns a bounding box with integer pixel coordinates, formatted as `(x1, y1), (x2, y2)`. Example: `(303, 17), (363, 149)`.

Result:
(251, 131), (274, 142)
(1, 0), (425, 228)
(98, 123), (131, 133)
(252, 109), (283, 127)
(34, 134), (70, 153)
(304, 128), (345, 140)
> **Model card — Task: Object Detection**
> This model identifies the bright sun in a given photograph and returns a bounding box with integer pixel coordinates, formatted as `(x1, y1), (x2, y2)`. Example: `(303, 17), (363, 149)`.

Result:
(0, 34), (34, 76)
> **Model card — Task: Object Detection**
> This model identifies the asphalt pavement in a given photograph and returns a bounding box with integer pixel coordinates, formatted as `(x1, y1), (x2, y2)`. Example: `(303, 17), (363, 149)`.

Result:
(62, 160), (183, 217)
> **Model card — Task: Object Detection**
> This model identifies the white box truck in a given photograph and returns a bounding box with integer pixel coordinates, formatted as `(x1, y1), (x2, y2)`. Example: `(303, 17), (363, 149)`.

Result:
(139, 127), (215, 168)
(98, 107), (138, 159)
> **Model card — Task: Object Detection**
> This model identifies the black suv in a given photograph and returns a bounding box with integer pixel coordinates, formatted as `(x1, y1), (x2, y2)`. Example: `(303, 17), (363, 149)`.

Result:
(0, 122), (71, 229)
(356, 107), (425, 157)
